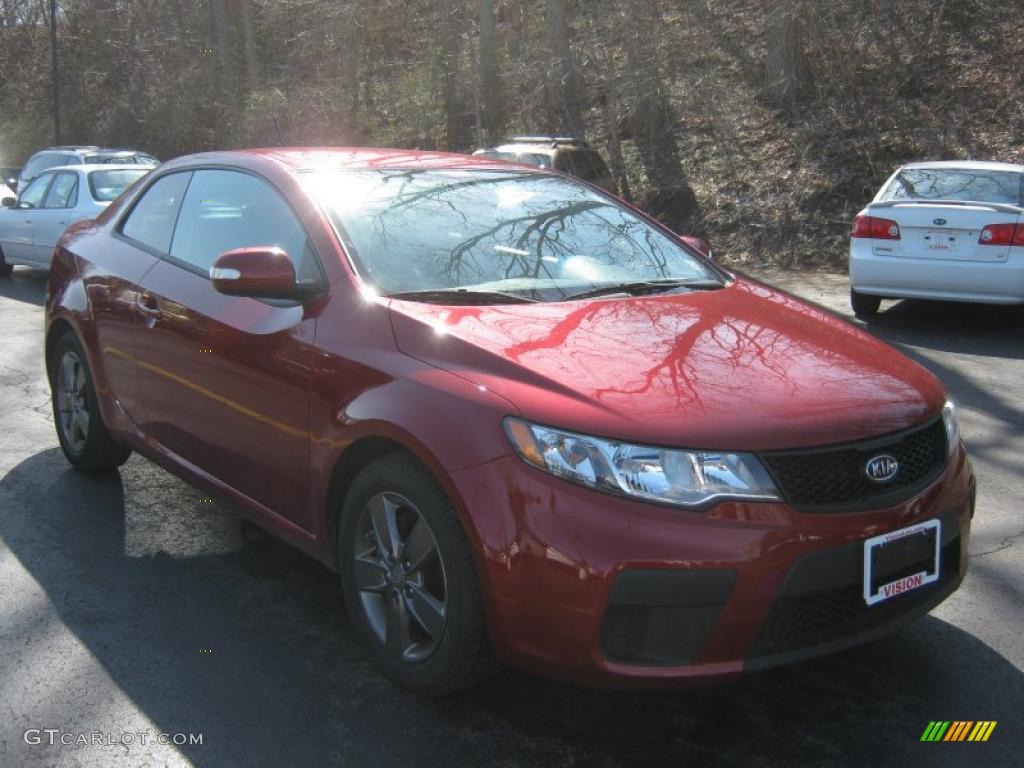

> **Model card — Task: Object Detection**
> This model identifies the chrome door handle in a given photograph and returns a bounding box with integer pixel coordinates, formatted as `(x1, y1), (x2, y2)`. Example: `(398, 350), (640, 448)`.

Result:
(136, 292), (162, 326)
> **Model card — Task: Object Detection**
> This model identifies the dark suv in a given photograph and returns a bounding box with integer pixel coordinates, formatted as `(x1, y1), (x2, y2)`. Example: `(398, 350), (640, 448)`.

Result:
(473, 137), (615, 193)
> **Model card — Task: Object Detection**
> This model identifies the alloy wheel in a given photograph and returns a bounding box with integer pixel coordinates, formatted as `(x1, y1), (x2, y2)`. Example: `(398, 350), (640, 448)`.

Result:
(352, 492), (448, 663)
(56, 351), (90, 454)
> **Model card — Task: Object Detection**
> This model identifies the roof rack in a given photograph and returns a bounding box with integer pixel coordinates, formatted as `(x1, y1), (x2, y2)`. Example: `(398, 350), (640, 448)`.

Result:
(508, 136), (590, 148)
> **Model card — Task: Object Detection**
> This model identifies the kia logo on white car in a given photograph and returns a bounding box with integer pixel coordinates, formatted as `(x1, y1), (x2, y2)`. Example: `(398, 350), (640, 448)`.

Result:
(865, 454), (900, 483)
(932, 218), (947, 225)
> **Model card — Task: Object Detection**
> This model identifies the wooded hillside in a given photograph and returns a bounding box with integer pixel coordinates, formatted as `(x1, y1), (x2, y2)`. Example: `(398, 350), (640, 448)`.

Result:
(1, 0), (1021, 266)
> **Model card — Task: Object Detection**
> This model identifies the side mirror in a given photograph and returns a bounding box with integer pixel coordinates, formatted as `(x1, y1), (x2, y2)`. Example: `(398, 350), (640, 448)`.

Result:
(210, 247), (313, 301)
(679, 234), (713, 261)
(1, 197), (15, 208)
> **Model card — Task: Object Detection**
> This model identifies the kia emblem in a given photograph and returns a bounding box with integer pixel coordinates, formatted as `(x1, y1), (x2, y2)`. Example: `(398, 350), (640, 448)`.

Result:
(865, 454), (899, 483)
(933, 218), (947, 225)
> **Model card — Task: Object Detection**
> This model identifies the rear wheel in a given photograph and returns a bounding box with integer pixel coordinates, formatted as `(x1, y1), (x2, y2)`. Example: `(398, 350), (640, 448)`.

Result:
(338, 453), (498, 694)
(851, 289), (881, 318)
(0, 246), (12, 277)
(49, 333), (132, 470)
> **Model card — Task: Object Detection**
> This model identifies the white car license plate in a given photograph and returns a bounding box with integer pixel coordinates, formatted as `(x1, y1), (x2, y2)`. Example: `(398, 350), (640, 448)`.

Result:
(923, 230), (958, 251)
(863, 519), (941, 606)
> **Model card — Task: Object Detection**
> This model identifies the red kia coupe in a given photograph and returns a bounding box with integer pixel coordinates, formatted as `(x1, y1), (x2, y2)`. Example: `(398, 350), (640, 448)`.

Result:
(44, 148), (975, 693)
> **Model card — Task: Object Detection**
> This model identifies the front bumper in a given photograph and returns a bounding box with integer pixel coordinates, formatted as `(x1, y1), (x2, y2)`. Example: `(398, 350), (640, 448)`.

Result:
(449, 445), (974, 688)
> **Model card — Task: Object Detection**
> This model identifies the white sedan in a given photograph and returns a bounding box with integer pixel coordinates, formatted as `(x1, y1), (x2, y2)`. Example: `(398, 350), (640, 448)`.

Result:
(0, 164), (149, 275)
(849, 160), (1024, 316)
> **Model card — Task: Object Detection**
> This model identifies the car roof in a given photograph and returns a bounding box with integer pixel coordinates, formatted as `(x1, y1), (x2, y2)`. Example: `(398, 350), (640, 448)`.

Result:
(41, 163), (154, 174)
(86, 149), (155, 157)
(899, 160), (1024, 173)
(36, 145), (100, 153)
(167, 147), (548, 174)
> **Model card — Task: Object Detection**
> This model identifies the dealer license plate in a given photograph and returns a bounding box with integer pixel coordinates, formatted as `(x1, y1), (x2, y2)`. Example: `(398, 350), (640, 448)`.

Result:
(863, 519), (941, 606)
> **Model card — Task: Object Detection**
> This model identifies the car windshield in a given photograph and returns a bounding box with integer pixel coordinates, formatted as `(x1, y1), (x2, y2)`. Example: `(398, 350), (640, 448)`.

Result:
(88, 169), (148, 201)
(304, 169), (720, 302)
(22, 153), (69, 179)
(880, 167), (1024, 206)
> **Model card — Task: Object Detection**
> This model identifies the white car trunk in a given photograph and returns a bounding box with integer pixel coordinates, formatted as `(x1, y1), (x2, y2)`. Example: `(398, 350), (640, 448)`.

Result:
(867, 201), (1019, 262)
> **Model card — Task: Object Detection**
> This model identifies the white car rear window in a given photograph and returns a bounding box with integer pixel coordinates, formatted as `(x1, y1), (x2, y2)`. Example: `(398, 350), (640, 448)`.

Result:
(880, 168), (1023, 206)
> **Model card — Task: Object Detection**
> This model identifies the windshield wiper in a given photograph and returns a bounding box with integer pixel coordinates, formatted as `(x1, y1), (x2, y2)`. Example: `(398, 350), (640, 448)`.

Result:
(384, 288), (539, 304)
(560, 278), (725, 302)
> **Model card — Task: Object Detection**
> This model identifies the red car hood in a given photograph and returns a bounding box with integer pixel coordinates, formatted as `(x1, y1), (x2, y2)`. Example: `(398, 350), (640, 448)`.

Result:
(387, 276), (945, 451)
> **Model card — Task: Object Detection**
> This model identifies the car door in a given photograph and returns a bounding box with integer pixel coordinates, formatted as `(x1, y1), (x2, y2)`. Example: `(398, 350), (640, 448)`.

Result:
(100, 171), (192, 427)
(0, 173), (52, 265)
(33, 171), (80, 264)
(131, 168), (322, 530)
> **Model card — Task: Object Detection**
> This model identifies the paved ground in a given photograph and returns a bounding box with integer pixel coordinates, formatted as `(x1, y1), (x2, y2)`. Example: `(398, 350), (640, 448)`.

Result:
(1, 266), (1021, 768)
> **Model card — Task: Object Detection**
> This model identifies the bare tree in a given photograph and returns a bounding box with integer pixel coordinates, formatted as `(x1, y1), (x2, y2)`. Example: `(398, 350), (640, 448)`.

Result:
(440, 1), (468, 150)
(764, 1), (810, 114)
(239, 0), (259, 92)
(478, 0), (500, 142)
(544, 0), (582, 136)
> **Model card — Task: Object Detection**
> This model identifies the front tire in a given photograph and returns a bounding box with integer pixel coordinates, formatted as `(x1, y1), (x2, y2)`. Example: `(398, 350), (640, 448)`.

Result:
(338, 453), (498, 694)
(851, 289), (881, 318)
(49, 332), (132, 471)
(0, 245), (12, 277)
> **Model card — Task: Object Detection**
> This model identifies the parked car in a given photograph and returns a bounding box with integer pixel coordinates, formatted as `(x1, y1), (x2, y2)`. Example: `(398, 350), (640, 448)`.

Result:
(473, 136), (616, 193)
(0, 177), (13, 202)
(45, 148), (972, 694)
(0, 164), (149, 274)
(18, 146), (158, 189)
(849, 160), (1024, 316)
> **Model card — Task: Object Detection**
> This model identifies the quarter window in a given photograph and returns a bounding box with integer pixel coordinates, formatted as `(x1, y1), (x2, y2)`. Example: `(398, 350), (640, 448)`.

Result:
(169, 169), (317, 280)
(43, 172), (79, 209)
(120, 172), (192, 253)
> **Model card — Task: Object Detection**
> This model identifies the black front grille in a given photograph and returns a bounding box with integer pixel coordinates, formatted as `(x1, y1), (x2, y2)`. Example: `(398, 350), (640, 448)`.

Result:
(751, 536), (960, 658)
(760, 418), (947, 512)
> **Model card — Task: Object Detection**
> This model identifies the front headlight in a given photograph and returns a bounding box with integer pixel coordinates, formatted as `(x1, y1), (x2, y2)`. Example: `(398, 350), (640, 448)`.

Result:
(503, 417), (780, 509)
(941, 399), (960, 457)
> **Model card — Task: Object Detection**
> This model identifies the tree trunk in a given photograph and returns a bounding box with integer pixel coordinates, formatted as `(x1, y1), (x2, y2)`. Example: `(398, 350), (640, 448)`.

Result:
(478, 0), (500, 142)
(544, 0), (582, 136)
(210, 0), (231, 95)
(239, 0), (259, 92)
(764, 2), (809, 114)
(619, 0), (699, 231)
(440, 1), (466, 150)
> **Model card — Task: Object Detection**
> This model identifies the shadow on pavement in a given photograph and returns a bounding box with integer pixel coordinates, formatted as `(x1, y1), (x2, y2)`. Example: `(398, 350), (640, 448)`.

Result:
(0, 268), (47, 307)
(1, 447), (1021, 767)
(863, 298), (1024, 360)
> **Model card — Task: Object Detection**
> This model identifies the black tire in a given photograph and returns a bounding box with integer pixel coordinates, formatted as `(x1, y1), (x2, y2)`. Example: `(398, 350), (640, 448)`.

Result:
(0, 245), (12, 277)
(49, 332), (132, 471)
(851, 289), (881, 318)
(338, 453), (499, 694)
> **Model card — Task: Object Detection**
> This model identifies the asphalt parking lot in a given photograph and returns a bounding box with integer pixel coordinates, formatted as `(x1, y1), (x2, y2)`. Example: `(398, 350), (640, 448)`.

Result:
(1, 266), (1021, 768)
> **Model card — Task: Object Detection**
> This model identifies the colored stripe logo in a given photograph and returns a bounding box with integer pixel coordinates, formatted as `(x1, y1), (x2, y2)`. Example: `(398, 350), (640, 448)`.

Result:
(921, 721), (997, 742)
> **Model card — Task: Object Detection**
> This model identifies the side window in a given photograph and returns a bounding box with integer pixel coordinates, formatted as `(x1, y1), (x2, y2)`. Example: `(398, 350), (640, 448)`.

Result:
(120, 172), (192, 253)
(43, 172), (79, 209)
(17, 174), (53, 209)
(587, 152), (610, 179)
(170, 169), (317, 281)
(553, 153), (574, 173)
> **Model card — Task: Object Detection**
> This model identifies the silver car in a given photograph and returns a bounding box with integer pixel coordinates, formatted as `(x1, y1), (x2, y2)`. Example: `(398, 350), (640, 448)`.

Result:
(0, 164), (150, 274)
(17, 146), (158, 190)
